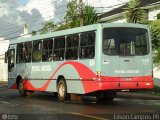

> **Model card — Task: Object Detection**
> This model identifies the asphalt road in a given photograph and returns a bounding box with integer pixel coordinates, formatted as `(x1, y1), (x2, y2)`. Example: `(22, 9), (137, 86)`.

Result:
(0, 87), (160, 120)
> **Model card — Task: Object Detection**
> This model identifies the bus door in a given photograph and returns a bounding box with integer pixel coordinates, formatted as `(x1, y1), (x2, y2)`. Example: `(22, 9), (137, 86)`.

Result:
(8, 46), (16, 72)
(8, 45), (16, 88)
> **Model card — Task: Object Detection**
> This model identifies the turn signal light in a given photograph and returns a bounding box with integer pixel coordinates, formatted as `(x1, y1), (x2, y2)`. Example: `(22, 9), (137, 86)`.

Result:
(97, 71), (102, 78)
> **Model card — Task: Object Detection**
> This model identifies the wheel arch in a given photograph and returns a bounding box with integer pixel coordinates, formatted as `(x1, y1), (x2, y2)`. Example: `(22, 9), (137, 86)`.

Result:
(56, 75), (66, 86)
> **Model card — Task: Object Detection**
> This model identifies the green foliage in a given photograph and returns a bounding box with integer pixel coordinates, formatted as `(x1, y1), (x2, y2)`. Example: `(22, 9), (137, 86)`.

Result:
(150, 20), (160, 50)
(39, 0), (98, 33)
(31, 30), (37, 36)
(64, 0), (98, 28)
(83, 5), (98, 25)
(64, 0), (80, 28)
(157, 13), (160, 19)
(124, 0), (147, 23)
(57, 22), (70, 31)
(153, 48), (160, 64)
(39, 22), (56, 34)
(149, 20), (160, 64)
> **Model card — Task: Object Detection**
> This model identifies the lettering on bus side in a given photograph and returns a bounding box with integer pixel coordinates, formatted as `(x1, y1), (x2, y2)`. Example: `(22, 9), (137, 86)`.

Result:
(32, 65), (51, 72)
(114, 70), (140, 74)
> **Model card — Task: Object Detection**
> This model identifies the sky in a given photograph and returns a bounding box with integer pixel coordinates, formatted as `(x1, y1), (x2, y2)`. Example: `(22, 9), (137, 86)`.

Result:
(0, 0), (129, 41)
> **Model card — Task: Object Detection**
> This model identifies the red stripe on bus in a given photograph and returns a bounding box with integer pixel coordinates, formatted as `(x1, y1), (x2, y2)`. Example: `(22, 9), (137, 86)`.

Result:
(10, 83), (17, 89)
(10, 61), (97, 93)
(9, 61), (154, 93)
(101, 75), (153, 82)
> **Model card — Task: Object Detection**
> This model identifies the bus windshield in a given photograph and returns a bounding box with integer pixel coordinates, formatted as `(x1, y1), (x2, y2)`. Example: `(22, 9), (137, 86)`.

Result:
(103, 27), (149, 56)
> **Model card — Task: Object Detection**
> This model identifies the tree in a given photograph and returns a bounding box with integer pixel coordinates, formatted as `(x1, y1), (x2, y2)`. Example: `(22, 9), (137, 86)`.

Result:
(153, 48), (160, 64)
(39, 0), (98, 33)
(150, 20), (160, 64)
(64, 0), (98, 28)
(157, 13), (160, 19)
(150, 20), (160, 50)
(57, 22), (70, 31)
(31, 30), (37, 36)
(124, 0), (147, 23)
(83, 5), (98, 26)
(64, 0), (80, 28)
(39, 22), (56, 34)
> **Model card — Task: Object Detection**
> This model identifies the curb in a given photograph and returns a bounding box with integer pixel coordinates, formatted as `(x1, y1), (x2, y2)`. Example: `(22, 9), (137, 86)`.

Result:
(0, 81), (8, 87)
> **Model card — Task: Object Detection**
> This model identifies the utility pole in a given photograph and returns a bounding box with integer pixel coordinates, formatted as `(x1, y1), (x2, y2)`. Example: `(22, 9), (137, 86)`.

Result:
(79, 0), (83, 26)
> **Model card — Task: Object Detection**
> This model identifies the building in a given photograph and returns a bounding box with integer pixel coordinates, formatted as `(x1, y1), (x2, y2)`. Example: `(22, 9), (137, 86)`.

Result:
(0, 38), (9, 81)
(99, 0), (160, 23)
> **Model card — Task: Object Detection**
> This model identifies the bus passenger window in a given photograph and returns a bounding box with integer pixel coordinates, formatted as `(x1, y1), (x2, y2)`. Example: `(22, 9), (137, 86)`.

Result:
(16, 43), (24, 63)
(66, 35), (79, 60)
(24, 42), (32, 62)
(42, 39), (53, 61)
(79, 32), (95, 59)
(32, 40), (42, 62)
(53, 37), (65, 61)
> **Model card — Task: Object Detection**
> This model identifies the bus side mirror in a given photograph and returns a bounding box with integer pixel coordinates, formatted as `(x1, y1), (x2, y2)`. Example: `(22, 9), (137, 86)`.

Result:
(4, 51), (8, 63)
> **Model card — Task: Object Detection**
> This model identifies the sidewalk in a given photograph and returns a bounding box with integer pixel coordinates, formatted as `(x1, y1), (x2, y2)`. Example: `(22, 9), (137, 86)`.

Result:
(153, 78), (160, 87)
(0, 81), (8, 87)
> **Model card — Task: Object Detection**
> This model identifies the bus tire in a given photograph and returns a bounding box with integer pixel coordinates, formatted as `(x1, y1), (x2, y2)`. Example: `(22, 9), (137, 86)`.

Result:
(95, 91), (105, 102)
(105, 91), (116, 102)
(96, 91), (116, 102)
(57, 79), (67, 101)
(18, 80), (27, 96)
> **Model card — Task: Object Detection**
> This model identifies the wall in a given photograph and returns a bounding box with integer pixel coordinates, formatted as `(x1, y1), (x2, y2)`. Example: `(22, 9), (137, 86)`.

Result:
(0, 63), (8, 81)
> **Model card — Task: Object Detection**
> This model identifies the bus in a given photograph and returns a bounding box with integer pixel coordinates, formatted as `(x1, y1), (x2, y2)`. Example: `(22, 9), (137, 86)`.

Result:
(6, 23), (154, 102)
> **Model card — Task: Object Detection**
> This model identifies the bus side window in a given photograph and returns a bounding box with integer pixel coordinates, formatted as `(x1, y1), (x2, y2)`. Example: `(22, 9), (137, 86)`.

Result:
(32, 40), (42, 62)
(16, 43), (24, 63)
(66, 35), (79, 60)
(53, 37), (65, 61)
(42, 39), (53, 61)
(80, 32), (95, 59)
(24, 42), (32, 62)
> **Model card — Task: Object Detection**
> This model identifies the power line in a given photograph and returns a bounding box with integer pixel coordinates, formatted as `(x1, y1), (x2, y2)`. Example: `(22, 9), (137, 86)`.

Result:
(2, 11), (65, 38)
(0, 20), (67, 41)
(0, 1), (125, 31)
(0, 0), (67, 31)
(0, 4), (67, 31)
(0, 13), (65, 38)
(0, 1), (127, 39)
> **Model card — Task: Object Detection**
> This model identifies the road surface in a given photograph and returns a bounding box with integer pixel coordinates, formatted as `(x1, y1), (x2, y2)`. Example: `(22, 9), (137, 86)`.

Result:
(0, 87), (160, 120)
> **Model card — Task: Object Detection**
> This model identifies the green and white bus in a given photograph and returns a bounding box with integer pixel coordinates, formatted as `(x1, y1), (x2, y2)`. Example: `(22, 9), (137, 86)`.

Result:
(7, 23), (154, 101)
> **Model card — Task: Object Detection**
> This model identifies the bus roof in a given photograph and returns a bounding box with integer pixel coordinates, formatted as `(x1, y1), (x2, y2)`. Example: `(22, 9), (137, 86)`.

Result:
(10, 23), (149, 45)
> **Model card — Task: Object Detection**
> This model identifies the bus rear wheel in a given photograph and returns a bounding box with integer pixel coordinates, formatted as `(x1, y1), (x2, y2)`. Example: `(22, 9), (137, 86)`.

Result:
(96, 91), (116, 102)
(18, 80), (27, 96)
(57, 79), (67, 101)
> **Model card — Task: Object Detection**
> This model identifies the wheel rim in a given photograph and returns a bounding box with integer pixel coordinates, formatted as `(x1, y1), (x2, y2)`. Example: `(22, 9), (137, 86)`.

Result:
(19, 83), (24, 94)
(59, 82), (65, 98)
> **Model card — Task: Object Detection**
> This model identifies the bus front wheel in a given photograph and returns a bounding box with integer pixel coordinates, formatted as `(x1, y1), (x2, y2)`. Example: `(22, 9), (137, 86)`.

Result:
(57, 79), (67, 101)
(18, 80), (27, 96)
